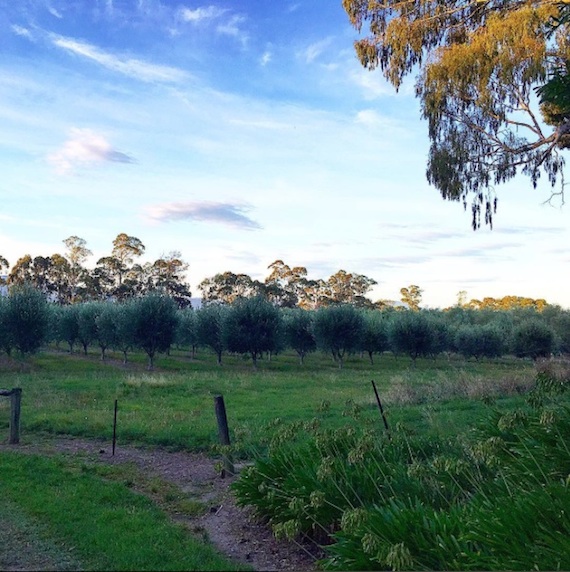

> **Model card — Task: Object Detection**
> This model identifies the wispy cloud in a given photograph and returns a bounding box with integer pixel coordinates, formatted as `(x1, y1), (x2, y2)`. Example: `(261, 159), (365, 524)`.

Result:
(11, 25), (33, 39)
(301, 37), (333, 64)
(48, 128), (136, 174)
(145, 201), (262, 230)
(217, 14), (248, 44)
(47, 4), (63, 18)
(178, 6), (248, 45)
(179, 5), (227, 23)
(260, 50), (272, 66)
(51, 35), (188, 83)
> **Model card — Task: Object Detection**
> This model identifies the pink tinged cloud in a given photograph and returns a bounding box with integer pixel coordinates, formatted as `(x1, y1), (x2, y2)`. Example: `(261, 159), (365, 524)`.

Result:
(145, 201), (261, 230)
(48, 128), (135, 174)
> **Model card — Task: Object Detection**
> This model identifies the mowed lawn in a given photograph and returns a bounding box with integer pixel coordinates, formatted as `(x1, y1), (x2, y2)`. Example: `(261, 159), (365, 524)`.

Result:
(0, 347), (537, 454)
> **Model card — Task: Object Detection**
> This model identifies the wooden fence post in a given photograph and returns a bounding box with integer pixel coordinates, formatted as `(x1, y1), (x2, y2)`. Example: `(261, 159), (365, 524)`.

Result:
(371, 380), (391, 440)
(214, 395), (234, 477)
(9, 388), (21, 445)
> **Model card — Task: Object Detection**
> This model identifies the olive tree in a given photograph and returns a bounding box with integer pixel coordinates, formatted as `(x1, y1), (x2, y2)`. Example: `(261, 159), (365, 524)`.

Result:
(223, 296), (283, 368)
(359, 309), (389, 364)
(132, 293), (178, 370)
(282, 308), (317, 365)
(175, 307), (198, 359)
(512, 319), (555, 361)
(388, 310), (434, 364)
(196, 304), (228, 366)
(313, 304), (364, 369)
(5, 284), (49, 355)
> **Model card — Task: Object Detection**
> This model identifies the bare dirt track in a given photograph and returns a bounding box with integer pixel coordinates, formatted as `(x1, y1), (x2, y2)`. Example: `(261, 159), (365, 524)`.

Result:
(0, 436), (322, 572)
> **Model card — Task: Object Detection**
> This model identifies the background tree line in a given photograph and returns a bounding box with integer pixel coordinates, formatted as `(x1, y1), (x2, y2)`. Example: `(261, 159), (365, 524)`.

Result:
(2, 239), (554, 312)
(1, 285), (569, 369)
(0, 234), (192, 308)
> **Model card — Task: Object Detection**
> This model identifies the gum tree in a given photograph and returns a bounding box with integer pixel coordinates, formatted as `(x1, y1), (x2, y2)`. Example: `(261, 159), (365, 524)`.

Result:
(343, 0), (570, 228)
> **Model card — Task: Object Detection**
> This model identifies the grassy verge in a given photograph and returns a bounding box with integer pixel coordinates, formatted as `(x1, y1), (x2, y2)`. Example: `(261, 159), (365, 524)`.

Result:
(0, 451), (247, 571)
(0, 349), (535, 455)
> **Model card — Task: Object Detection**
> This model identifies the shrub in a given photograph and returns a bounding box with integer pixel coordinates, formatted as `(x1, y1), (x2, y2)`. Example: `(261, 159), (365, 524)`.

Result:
(512, 319), (555, 360)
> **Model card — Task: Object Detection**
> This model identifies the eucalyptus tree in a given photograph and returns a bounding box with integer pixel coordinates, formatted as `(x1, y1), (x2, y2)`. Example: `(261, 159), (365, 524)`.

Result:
(313, 304), (364, 368)
(0, 255), (9, 280)
(150, 251), (192, 308)
(264, 259), (308, 308)
(343, 0), (570, 227)
(94, 233), (146, 300)
(199, 271), (265, 305)
(62, 235), (92, 302)
(223, 296), (283, 368)
(324, 270), (377, 307)
(400, 285), (423, 311)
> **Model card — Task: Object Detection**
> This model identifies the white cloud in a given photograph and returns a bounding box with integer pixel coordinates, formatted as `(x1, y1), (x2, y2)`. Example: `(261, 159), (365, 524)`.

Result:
(145, 201), (262, 230)
(47, 4), (63, 18)
(302, 37), (333, 64)
(350, 68), (395, 99)
(260, 50), (272, 66)
(52, 36), (188, 83)
(11, 25), (33, 39)
(179, 5), (227, 23)
(48, 128), (136, 174)
(217, 14), (248, 45)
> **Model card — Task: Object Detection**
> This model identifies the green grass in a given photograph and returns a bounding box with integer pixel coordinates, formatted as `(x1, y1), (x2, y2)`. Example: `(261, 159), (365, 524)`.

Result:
(0, 348), (564, 572)
(0, 348), (536, 455)
(0, 451), (246, 571)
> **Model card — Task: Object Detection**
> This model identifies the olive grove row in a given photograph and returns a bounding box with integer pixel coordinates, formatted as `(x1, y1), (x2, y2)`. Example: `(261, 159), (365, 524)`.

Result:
(1, 285), (568, 369)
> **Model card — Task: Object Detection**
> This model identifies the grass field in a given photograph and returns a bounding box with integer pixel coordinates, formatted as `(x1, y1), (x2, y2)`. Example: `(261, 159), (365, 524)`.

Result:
(0, 347), (537, 455)
(0, 347), (556, 571)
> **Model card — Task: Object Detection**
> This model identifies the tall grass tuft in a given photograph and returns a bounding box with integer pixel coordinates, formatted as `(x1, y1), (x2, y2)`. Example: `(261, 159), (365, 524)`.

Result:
(233, 366), (570, 570)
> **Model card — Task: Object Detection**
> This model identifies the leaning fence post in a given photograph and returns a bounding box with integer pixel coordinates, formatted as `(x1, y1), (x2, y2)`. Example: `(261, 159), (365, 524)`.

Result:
(9, 388), (22, 445)
(213, 394), (234, 477)
(371, 380), (391, 440)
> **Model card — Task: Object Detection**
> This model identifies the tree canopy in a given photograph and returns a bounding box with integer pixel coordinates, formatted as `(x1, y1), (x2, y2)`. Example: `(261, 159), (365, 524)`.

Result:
(343, 0), (570, 228)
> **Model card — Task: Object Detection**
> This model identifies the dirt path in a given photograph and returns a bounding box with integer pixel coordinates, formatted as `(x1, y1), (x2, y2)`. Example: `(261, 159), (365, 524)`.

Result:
(0, 437), (321, 572)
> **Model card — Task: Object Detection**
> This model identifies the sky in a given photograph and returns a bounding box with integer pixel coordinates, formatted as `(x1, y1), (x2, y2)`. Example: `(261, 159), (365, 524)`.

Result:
(0, 0), (568, 309)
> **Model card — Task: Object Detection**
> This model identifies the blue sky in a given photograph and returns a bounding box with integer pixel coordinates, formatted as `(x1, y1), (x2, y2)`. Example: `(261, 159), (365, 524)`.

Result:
(1, 0), (568, 308)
